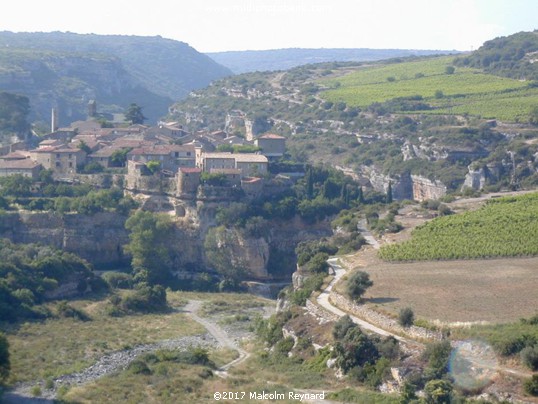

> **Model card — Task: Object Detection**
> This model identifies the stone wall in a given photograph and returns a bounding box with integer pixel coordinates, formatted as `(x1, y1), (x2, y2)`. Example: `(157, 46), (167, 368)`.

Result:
(305, 299), (339, 324)
(330, 291), (443, 341)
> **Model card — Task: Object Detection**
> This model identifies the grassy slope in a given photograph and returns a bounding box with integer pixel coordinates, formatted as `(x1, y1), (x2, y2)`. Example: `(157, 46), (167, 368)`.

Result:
(321, 56), (537, 121)
(379, 192), (538, 261)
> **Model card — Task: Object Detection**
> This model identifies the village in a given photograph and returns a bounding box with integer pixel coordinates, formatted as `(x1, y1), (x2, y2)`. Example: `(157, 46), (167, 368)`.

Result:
(0, 101), (288, 204)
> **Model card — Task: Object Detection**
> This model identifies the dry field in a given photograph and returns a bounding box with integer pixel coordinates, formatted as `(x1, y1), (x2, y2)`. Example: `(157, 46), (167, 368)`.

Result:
(359, 255), (538, 324)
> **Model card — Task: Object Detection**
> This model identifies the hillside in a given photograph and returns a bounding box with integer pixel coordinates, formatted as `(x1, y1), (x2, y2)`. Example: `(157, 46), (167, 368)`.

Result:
(169, 54), (538, 194)
(0, 32), (232, 124)
(454, 30), (538, 81)
(207, 47), (456, 73)
(320, 55), (538, 122)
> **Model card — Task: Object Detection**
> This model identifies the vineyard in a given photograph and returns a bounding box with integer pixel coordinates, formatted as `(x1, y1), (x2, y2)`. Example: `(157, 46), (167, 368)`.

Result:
(378, 192), (538, 261)
(320, 56), (537, 122)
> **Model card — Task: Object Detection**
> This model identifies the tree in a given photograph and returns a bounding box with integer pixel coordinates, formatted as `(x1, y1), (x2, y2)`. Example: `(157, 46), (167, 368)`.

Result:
(334, 327), (379, 373)
(77, 140), (92, 154)
(445, 66), (455, 75)
(146, 160), (160, 174)
(332, 315), (356, 340)
(124, 211), (176, 285)
(422, 340), (452, 380)
(124, 103), (146, 125)
(0, 332), (9, 384)
(0, 92), (30, 135)
(346, 270), (373, 301)
(398, 307), (414, 327)
(110, 148), (132, 167)
(386, 181), (393, 204)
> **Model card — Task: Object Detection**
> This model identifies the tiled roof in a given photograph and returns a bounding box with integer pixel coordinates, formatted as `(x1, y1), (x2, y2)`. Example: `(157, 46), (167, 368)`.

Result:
(0, 158), (41, 169)
(258, 133), (285, 139)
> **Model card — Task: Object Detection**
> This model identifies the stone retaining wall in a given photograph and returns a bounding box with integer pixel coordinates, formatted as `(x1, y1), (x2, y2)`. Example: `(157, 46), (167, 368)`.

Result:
(330, 292), (443, 341)
(305, 299), (339, 324)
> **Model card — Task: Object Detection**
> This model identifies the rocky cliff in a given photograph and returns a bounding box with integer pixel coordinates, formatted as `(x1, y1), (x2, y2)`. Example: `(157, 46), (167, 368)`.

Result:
(0, 207), (330, 280)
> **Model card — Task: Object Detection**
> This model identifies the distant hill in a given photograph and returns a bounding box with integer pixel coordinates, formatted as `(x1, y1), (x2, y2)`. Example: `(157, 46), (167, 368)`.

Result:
(206, 48), (459, 73)
(454, 30), (538, 81)
(0, 32), (232, 124)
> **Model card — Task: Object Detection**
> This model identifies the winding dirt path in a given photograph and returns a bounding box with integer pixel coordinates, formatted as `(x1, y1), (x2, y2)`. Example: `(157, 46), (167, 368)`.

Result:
(183, 300), (249, 377)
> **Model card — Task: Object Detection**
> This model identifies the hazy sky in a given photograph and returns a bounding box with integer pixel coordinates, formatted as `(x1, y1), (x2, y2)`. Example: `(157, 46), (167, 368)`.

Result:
(1, 0), (536, 52)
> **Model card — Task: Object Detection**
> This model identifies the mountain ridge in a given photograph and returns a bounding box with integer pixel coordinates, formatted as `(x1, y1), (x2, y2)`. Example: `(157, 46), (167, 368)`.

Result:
(206, 47), (460, 73)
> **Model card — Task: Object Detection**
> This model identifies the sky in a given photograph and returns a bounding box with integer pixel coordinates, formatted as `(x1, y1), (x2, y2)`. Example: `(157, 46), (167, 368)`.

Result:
(0, 0), (536, 52)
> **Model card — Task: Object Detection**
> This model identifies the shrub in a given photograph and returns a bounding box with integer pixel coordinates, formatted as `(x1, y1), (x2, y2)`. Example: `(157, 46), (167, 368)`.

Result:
(424, 379), (453, 403)
(398, 307), (414, 327)
(332, 315), (355, 341)
(520, 345), (538, 370)
(346, 270), (373, 301)
(56, 301), (91, 321)
(127, 359), (152, 375)
(102, 271), (133, 289)
(524, 375), (538, 396)
(422, 340), (452, 381)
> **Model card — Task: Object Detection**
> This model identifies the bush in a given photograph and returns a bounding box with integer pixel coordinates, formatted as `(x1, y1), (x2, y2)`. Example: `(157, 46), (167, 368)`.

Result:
(346, 270), (373, 301)
(102, 271), (133, 289)
(422, 340), (452, 381)
(424, 379), (453, 404)
(398, 307), (414, 327)
(524, 375), (538, 396)
(127, 359), (152, 375)
(56, 301), (91, 321)
(520, 345), (538, 370)
(333, 315), (356, 341)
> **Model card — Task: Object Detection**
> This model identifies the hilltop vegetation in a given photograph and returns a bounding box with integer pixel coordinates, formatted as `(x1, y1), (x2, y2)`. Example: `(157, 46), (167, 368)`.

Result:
(321, 56), (538, 122)
(454, 30), (538, 81)
(379, 192), (538, 261)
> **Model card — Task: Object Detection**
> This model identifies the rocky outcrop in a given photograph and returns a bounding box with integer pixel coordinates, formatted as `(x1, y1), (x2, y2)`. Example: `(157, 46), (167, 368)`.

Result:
(411, 175), (447, 201)
(0, 211), (129, 267)
(462, 163), (505, 190)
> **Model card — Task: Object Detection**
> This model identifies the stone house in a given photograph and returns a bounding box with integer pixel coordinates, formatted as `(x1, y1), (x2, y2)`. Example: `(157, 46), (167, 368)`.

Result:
(29, 146), (86, 175)
(196, 151), (268, 178)
(255, 133), (286, 158)
(0, 155), (42, 179)
(127, 144), (196, 172)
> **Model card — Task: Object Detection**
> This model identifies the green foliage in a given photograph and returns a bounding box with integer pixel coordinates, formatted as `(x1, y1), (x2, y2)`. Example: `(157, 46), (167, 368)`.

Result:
(380, 192), (538, 261)
(327, 388), (400, 404)
(81, 161), (105, 174)
(0, 91), (30, 135)
(423, 379), (453, 404)
(454, 30), (538, 81)
(524, 375), (538, 396)
(102, 271), (133, 289)
(0, 239), (96, 322)
(110, 148), (132, 167)
(287, 273), (325, 306)
(422, 340), (452, 381)
(124, 103), (146, 124)
(0, 333), (9, 384)
(56, 301), (91, 321)
(200, 172), (227, 186)
(346, 270), (373, 301)
(255, 310), (292, 346)
(334, 327), (379, 373)
(295, 240), (338, 267)
(333, 315), (355, 340)
(124, 210), (176, 285)
(520, 345), (538, 370)
(111, 284), (167, 314)
(0, 174), (32, 197)
(398, 307), (414, 327)
(145, 160), (160, 174)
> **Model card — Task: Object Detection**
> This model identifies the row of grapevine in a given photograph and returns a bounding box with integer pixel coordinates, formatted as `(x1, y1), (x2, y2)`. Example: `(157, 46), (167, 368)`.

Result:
(379, 193), (538, 261)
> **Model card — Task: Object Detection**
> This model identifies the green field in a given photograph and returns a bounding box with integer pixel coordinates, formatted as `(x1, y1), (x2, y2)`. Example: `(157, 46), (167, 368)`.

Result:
(378, 192), (538, 261)
(321, 56), (537, 122)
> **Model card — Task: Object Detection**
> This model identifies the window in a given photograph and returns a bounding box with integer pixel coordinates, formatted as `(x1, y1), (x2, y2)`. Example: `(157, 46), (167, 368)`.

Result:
(55, 161), (61, 168)
(68, 154), (72, 159)
(187, 152), (191, 156)
(56, 153), (60, 159)
(68, 162), (73, 168)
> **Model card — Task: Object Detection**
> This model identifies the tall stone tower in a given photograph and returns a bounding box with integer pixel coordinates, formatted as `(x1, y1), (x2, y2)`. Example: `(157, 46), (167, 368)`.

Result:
(51, 108), (59, 133)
